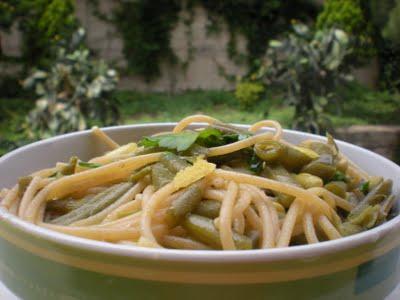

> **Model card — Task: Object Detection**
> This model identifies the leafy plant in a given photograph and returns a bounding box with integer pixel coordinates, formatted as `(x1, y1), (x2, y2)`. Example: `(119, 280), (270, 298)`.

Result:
(241, 23), (352, 134)
(22, 28), (120, 139)
(316, 0), (375, 65)
(234, 81), (265, 108)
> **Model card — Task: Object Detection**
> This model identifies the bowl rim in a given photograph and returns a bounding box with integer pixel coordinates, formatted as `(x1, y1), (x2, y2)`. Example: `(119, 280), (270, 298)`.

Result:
(0, 122), (399, 263)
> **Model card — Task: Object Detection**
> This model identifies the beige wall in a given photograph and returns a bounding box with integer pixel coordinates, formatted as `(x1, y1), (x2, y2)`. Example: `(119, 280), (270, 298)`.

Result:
(1, 0), (376, 92)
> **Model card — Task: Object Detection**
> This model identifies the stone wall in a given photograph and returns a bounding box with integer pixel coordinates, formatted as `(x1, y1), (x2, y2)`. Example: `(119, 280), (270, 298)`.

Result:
(1, 0), (377, 92)
(336, 126), (400, 163)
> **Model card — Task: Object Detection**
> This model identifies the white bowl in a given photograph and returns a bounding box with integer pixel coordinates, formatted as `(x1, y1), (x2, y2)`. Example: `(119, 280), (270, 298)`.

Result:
(0, 123), (399, 300)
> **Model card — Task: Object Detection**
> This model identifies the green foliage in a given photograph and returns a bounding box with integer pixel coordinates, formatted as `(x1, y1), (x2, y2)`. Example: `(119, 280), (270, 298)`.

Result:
(235, 81), (265, 108)
(94, 0), (181, 81)
(316, 0), (375, 64)
(336, 82), (400, 124)
(200, 1), (319, 65)
(0, 1), (19, 32)
(89, 0), (319, 80)
(18, 0), (78, 67)
(243, 23), (352, 134)
(0, 0), (78, 68)
(22, 29), (120, 139)
(382, 0), (400, 45)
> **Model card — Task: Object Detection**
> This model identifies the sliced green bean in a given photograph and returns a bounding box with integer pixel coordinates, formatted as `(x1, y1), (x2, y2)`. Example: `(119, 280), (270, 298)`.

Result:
(183, 214), (253, 250)
(278, 145), (316, 172)
(151, 163), (175, 190)
(305, 141), (335, 156)
(60, 156), (78, 175)
(18, 176), (33, 197)
(339, 222), (363, 236)
(254, 141), (286, 163)
(50, 182), (132, 225)
(301, 154), (336, 181)
(46, 194), (94, 214)
(129, 166), (152, 182)
(294, 173), (323, 189)
(348, 205), (380, 229)
(194, 200), (221, 219)
(161, 152), (190, 173)
(262, 165), (301, 207)
(166, 182), (205, 227)
(325, 181), (347, 198)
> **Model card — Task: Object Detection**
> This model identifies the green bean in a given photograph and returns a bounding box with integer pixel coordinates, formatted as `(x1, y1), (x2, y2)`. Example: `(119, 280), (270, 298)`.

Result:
(294, 173), (323, 189)
(301, 154), (336, 181)
(46, 194), (94, 214)
(325, 181), (347, 198)
(135, 146), (165, 156)
(339, 222), (363, 236)
(254, 141), (286, 163)
(378, 195), (396, 223)
(262, 165), (301, 207)
(182, 144), (209, 157)
(194, 200), (221, 219)
(60, 156), (78, 175)
(151, 163), (175, 190)
(129, 166), (152, 182)
(348, 205), (380, 229)
(368, 176), (383, 191)
(18, 176), (33, 197)
(161, 152), (190, 173)
(350, 179), (393, 218)
(166, 182), (205, 227)
(50, 183), (132, 225)
(183, 214), (253, 250)
(304, 141), (335, 156)
(278, 145), (316, 172)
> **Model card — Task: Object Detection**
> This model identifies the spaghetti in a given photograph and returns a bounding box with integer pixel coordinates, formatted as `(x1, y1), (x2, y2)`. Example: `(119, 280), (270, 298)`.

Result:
(0, 114), (396, 250)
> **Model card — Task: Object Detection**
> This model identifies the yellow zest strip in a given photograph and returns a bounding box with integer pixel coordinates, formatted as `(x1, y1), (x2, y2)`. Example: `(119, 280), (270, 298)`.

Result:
(173, 158), (216, 189)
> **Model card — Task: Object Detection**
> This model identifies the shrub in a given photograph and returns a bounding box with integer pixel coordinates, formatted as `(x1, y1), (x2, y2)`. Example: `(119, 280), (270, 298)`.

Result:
(22, 29), (120, 139)
(316, 0), (375, 65)
(240, 23), (352, 133)
(235, 81), (265, 108)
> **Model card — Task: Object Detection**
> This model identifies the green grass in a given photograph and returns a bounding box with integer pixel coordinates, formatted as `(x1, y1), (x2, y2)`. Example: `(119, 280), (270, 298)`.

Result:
(117, 90), (294, 127)
(0, 88), (395, 155)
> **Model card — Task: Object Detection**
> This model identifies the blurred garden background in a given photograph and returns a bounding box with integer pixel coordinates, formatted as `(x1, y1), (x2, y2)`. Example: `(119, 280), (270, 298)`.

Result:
(0, 0), (399, 161)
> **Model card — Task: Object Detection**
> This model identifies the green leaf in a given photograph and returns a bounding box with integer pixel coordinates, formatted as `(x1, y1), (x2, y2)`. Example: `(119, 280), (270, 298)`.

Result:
(139, 131), (199, 152)
(78, 161), (102, 169)
(360, 181), (370, 194)
(331, 171), (348, 182)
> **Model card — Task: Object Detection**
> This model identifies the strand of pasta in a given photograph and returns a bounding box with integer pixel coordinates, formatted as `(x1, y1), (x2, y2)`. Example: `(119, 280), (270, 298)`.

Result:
(161, 235), (211, 250)
(277, 199), (303, 247)
(172, 115), (219, 133)
(102, 193), (143, 223)
(243, 206), (262, 230)
(233, 213), (245, 235)
(204, 189), (225, 201)
(219, 181), (238, 250)
(318, 215), (342, 240)
(0, 186), (18, 209)
(141, 183), (177, 246)
(246, 185), (280, 240)
(92, 126), (120, 150)
(243, 185), (275, 248)
(9, 197), (20, 215)
(248, 120), (283, 140)
(24, 153), (162, 223)
(18, 177), (43, 218)
(141, 185), (156, 210)
(208, 132), (275, 157)
(213, 169), (332, 219)
(303, 212), (319, 244)
(308, 187), (354, 212)
(70, 181), (146, 226)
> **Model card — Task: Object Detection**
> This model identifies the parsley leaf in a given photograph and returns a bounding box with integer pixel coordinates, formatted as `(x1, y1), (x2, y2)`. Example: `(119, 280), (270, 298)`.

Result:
(248, 152), (263, 174)
(360, 181), (370, 194)
(78, 161), (102, 169)
(139, 131), (199, 152)
(331, 171), (348, 182)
